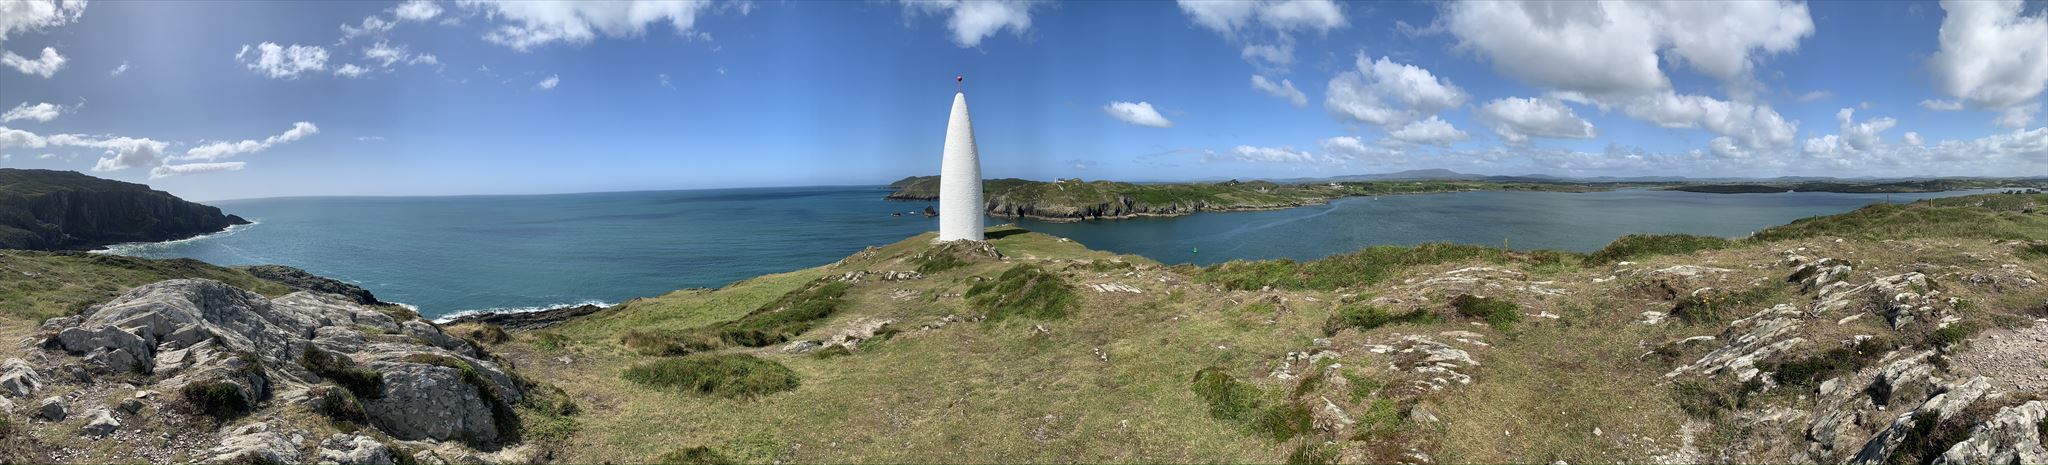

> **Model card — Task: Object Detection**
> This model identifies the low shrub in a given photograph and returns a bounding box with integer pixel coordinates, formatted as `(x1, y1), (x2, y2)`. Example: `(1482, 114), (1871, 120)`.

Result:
(621, 354), (799, 398)
(311, 384), (367, 424)
(1672, 378), (1763, 419)
(967, 264), (1077, 321)
(452, 323), (510, 345)
(912, 250), (969, 274)
(1251, 402), (1313, 442)
(1670, 286), (1779, 326)
(1285, 442), (1338, 465)
(301, 347), (384, 398)
(1587, 234), (1734, 265)
(2019, 243), (2048, 260)
(181, 380), (252, 420)
(1769, 337), (1894, 388)
(811, 346), (853, 359)
(1451, 294), (1519, 330)
(653, 446), (733, 465)
(621, 329), (719, 356)
(1924, 322), (1984, 350)
(715, 280), (852, 347)
(1324, 304), (1437, 336)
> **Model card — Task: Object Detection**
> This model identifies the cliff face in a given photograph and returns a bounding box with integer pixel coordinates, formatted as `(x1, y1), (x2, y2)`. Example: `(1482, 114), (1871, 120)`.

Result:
(0, 169), (249, 251)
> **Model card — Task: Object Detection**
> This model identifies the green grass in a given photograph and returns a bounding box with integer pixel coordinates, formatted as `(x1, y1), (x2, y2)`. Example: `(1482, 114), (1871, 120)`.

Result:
(1189, 367), (1311, 443)
(712, 280), (852, 347)
(619, 329), (719, 356)
(1322, 303), (1437, 336)
(620, 354), (800, 399)
(311, 384), (368, 425)
(1924, 322), (1984, 349)
(2018, 243), (2048, 260)
(1451, 294), (1520, 330)
(1749, 193), (2048, 242)
(1586, 234), (1735, 265)
(1671, 378), (1763, 419)
(1767, 337), (1894, 388)
(300, 347), (384, 398)
(653, 446), (734, 464)
(1197, 243), (1554, 291)
(0, 250), (293, 321)
(1670, 286), (1782, 326)
(181, 380), (253, 420)
(966, 264), (1077, 321)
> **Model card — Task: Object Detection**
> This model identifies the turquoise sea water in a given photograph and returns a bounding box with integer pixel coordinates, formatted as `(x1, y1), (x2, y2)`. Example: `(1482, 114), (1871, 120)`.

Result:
(101, 187), (1996, 318)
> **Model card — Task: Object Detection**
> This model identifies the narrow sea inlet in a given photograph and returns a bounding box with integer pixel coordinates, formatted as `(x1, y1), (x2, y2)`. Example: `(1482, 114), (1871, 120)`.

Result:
(100, 187), (1997, 318)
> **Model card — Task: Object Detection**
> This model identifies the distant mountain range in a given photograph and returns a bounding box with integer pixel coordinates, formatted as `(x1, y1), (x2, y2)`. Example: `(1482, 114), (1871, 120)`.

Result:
(1265, 169), (2048, 184)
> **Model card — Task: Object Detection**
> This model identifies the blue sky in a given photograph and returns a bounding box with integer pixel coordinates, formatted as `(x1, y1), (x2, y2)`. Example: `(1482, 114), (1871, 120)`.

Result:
(1, 0), (2044, 201)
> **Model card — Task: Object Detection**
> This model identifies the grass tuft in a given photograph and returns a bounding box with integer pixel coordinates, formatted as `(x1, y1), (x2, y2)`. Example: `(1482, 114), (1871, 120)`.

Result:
(301, 347), (384, 398)
(311, 384), (368, 425)
(1451, 294), (1520, 330)
(653, 446), (734, 465)
(181, 380), (253, 420)
(1189, 367), (1311, 442)
(1323, 303), (1436, 336)
(967, 264), (1078, 321)
(620, 329), (719, 356)
(1670, 286), (1780, 326)
(713, 280), (852, 347)
(1197, 243), (1546, 291)
(1768, 337), (1894, 388)
(1924, 322), (1984, 350)
(621, 353), (799, 399)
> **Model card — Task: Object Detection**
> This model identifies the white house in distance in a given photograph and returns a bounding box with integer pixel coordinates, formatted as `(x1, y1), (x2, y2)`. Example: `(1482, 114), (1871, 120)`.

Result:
(936, 80), (984, 242)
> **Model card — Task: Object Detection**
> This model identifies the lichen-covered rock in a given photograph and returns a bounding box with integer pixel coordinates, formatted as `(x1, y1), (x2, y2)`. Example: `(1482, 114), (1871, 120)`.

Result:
(80, 406), (119, 436)
(35, 396), (65, 420)
(317, 433), (396, 465)
(207, 422), (302, 464)
(0, 358), (41, 397)
(355, 350), (520, 444)
(1936, 400), (2048, 465)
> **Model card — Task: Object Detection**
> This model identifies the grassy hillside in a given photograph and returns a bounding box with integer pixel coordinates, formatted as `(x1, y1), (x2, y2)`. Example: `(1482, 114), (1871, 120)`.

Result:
(885, 176), (1608, 221)
(0, 250), (294, 321)
(479, 192), (2048, 463)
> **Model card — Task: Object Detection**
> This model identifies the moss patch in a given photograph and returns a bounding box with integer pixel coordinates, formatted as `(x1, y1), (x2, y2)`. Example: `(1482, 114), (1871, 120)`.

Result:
(301, 347), (384, 398)
(1189, 367), (1311, 442)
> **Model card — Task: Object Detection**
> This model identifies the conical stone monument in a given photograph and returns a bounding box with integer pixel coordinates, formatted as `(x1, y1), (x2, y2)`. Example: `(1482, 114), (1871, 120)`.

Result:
(936, 81), (983, 242)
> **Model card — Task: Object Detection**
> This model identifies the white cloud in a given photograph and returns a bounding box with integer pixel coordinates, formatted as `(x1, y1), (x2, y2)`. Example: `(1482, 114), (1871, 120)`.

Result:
(341, 15), (396, 40)
(1207, 144), (1345, 167)
(901, 0), (1038, 48)
(1, 46), (65, 77)
(1920, 99), (1965, 111)
(1103, 101), (1173, 128)
(1996, 102), (2041, 129)
(1928, 0), (2048, 111)
(1795, 90), (1832, 103)
(1902, 131), (1925, 147)
(463, 0), (718, 51)
(394, 0), (444, 22)
(1176, 0), (1345, 36)
(109, 60), (127, 76)
(1443, 0), (1812, 97)
(1, 102), (65, 123)
(1319, 136), (1407, 165)
(0, 125), (171, 172)
(658, 73), (674, 89)
(150, 162), (245, 179)
(1474, 97), (1596, 145)
(1250, 75), (1307, 107)
(1385, 116), (1470, 147)
(1836, 108), (1898, 152)
(0, 0), (87, 40)
(1177, 0), (1345, 71)
(179, 122), (320, 161)
(1618, 92), (1798, 149)
(536, 74), (560, 90)
(1325, 55), (1467, 126)
(237, 42), (329, 79)
(335, 63), (370, 78)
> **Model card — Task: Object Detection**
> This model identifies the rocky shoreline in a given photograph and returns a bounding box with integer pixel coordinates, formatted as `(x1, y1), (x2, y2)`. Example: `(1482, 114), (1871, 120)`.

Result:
(440, 304), (609, 331)
(0, 169), (251, 251)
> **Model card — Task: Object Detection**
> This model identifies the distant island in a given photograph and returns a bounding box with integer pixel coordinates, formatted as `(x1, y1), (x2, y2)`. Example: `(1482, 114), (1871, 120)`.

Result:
(1669, 179), (2047, 194)
(883, 175), (1611, 222)
(0, 168), (249, 251)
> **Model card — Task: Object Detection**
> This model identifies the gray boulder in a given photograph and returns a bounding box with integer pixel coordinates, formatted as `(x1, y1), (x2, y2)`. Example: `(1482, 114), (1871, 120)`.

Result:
(359, 356), (513, 443)
(207, 422), (302, 464)
(35, 396), (65, 420)
(0, 358), (40, 396)
(317, 433), (395, 465)
(80, 406), (119, 436)
(1936, 400), (2048, 465)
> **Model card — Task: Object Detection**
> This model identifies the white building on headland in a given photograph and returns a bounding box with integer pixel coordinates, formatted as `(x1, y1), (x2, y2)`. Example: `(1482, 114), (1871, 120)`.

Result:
(936, 85), (984, 242)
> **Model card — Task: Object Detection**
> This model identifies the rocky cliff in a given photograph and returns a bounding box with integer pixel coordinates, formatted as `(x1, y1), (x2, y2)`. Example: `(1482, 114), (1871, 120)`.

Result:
(0, 169), (249, 251)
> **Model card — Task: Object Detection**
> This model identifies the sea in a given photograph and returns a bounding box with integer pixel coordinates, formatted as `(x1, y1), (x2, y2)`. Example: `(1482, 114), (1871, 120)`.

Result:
(97, 186), (2001, 319)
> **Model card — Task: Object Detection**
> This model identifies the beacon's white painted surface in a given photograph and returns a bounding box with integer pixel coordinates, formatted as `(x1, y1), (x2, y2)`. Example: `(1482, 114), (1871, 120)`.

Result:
(937, 92), (984, 242)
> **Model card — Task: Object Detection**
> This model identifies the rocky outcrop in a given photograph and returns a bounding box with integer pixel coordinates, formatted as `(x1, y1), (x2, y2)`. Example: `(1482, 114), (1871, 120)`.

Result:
(207, 422), (303, 464)
(244, 265), (387, 305)
(318, 433), (397, 465)
(36, 278), (525, 451)
(0, 168), (249, 251)
(440, 303), (606, 330)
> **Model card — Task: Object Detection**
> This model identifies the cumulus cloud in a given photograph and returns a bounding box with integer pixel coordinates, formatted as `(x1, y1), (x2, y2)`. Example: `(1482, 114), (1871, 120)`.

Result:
(237, 42), (329, 79)
(465, 0), (718, 51)
(1618, 92), (1798, 149)
(1385, 116), (1470, 147)
(1, 47), (65, 77)
(1177, 0), (1345, 72)
(1325, 54), (1468, 127)
(1319, 136), (1407, 165)
(1, 101), (65, 123)
(109, 60), (127, 76)
(0, 0), (84, 78)
(1103, 101), (1173, 128)
(901, 0), (1038, 48)
(363, 41), (410, 67)
(1474, 97), (1596, 145)
(340, 15), (396, 40)
(1996, 103), (2041, 129)
(1920, 99), (1965, 111)
(1928, 0), (2048, 112)
(334, 63), (370, 78)
(536, 74), (560, 90)
(394, 0), (444, 22)
(1206, 144), (1345, 167)
(178, 122), (320, 161)
(1250, 75), (1307, 107)
(150, 162), (246, 179)
(0, 126), (171, 172)
(1902, 131), (1925, 147)
(1443, 0), (1812, 98)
